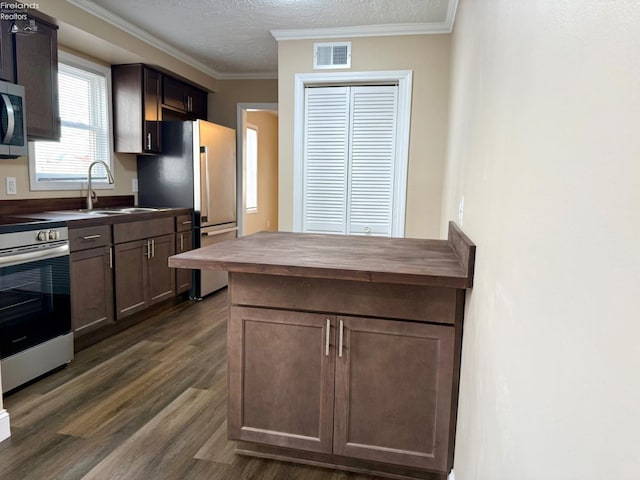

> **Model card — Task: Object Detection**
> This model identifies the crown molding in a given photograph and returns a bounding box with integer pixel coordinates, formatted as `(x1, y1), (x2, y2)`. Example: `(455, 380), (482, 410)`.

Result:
(272, 0), (458, 41)
(447, 0), (460, 32)
(216, 72), (279, 80)
(271, 22), (450, 41)
(66, 0), (222, 79)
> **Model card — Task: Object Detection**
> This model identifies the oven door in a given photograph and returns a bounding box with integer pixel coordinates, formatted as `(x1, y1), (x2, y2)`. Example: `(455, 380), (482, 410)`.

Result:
(0, 244), (71, 359)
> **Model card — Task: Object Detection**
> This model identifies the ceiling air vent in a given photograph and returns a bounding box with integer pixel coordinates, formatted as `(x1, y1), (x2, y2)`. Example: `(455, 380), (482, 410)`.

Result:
(314, 42), (351, 69)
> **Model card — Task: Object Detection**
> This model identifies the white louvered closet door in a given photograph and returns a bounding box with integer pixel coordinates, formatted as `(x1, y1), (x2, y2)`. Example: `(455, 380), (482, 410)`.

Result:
(303, 87), (350, 234)
(347, 86), (397, 236)
(302, 85), (398, 236)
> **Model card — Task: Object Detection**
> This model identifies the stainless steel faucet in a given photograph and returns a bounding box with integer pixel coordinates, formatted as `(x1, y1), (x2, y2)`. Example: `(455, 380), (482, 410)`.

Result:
(86, 161), (115, 209)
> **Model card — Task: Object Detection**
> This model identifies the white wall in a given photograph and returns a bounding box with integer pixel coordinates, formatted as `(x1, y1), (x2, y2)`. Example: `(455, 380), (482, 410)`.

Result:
(442, 1), (640, 479)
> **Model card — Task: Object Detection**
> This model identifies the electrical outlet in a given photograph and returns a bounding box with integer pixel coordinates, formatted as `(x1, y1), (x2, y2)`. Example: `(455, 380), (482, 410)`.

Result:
(6, 177), (17, 195)
(458, 196), (464, 226)
(266, 219), (271, 228)
(132, 178), (138, 193)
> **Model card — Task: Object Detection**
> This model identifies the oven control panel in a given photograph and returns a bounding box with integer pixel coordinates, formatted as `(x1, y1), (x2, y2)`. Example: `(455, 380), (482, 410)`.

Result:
(0, 227), (69, 253)
(36, 230), (62, 241)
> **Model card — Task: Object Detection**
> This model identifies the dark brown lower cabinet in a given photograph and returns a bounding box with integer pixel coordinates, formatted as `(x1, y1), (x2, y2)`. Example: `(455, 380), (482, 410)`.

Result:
(114, 239), (147, 318)
(334, 317), (455, 472)
(229, 307), (336, 453)
(147, 234), (176, 304)
(114, 234), (175, 319)
(70, 246), (114, 334)
(228, 307), (455, 473)
(175, 230), (193, 294)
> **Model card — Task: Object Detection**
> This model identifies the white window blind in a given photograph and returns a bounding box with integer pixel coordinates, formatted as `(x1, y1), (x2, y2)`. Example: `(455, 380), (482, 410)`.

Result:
(302, 85), (398, 236)
(30, 52), (112, 190)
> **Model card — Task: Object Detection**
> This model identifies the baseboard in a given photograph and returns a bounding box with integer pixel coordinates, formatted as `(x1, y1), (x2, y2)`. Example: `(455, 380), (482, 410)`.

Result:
(0, 409), (10, 443)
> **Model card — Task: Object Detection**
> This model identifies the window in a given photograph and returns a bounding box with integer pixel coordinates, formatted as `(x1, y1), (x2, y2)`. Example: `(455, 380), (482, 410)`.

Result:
(245, 125), (258, 212)
(29, 51), (113, 191)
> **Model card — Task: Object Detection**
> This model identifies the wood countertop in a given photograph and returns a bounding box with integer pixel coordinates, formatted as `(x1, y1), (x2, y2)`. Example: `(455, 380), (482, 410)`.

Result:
(170, 222), (475, 288)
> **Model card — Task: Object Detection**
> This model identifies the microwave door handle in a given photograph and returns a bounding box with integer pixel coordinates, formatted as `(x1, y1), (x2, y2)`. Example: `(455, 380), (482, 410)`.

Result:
(1, 94), (15, 144)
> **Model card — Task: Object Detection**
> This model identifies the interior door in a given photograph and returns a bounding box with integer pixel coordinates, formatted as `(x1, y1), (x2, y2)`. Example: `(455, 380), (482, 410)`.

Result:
(198, 120), (236, 227)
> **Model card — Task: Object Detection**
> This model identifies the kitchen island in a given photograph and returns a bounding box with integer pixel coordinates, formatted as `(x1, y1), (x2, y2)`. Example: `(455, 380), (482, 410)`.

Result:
(169, 222), (475, 480)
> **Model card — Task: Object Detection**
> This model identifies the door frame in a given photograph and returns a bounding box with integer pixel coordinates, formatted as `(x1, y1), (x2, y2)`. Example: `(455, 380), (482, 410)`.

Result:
(292, 70), (413, 237)
(236, 102), (279, 237)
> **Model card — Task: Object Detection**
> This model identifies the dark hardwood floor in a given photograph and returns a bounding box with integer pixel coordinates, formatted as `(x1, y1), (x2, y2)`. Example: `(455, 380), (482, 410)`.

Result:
(0, 290), (380, 480)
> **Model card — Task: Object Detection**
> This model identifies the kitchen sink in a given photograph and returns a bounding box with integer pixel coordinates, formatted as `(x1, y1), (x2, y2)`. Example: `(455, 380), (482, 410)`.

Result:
(84, 210), (125, 215)
(116, 207), (161, 213)
(76, 207), (162, 215)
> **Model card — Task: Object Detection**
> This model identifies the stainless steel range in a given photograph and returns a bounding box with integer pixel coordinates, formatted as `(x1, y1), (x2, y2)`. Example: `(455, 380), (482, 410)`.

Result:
(0, 216), (73, 393)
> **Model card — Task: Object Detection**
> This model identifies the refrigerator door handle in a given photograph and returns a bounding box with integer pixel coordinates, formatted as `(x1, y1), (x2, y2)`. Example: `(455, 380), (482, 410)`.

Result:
(200, 146), (211, 222)
(202, 226), (238, 237)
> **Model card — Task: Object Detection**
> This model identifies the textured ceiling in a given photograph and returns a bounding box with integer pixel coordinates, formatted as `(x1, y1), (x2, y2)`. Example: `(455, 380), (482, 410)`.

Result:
(85, 0), (455, 78)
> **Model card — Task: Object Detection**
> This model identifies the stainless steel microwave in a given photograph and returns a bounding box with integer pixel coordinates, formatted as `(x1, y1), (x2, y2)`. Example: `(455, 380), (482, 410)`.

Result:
(0, 80), (27, 158)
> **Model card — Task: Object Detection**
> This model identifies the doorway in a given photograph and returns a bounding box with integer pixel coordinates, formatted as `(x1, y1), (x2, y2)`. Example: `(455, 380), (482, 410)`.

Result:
(236, 103), (279, 236)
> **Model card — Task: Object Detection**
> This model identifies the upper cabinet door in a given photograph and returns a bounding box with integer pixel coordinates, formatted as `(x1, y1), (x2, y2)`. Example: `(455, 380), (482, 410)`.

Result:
(14, 14), (60, 141)
(162, 75), (187, 111)
(143, 68), (162, 153)
(0, 20), (15, 83)
(112, 64), (163, 154)
(187, 86), (207, 119)
(162, 75), (207, 119)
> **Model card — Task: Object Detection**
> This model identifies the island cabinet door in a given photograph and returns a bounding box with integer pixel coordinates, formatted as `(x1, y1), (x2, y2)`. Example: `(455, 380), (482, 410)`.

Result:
(333, 316), (456, 473)
(228, 306), (336, 453)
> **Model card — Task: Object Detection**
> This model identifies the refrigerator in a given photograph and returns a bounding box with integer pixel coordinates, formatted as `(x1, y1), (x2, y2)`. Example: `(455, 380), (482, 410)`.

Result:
(137, 120), (237, 298)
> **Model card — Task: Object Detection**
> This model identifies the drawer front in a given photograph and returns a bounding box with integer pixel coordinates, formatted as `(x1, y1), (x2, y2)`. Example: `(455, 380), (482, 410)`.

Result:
(229, 273), (458, 325)
(113, 217), (174, 244)
(175, 214), (193, 232)
(69, 225), (112, 251)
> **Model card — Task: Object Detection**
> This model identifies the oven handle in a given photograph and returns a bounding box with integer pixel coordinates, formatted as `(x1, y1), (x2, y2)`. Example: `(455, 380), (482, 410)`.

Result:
(0, 243), (70, 268)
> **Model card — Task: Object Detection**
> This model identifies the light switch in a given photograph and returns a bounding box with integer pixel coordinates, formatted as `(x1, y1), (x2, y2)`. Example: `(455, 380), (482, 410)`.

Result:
(6, 177), (17, 195)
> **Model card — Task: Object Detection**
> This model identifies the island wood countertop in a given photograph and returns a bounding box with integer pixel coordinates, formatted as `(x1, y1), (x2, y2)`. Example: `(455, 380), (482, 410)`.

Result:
(170, 221), (475, 289)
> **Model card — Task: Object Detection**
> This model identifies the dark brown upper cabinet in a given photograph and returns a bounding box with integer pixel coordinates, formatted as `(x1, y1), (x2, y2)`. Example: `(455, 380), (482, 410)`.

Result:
(112, 64), (208, 153)
(13, 12), (60, 141)
(162, 75), (207, 120)
(112, 64), (162, 154)
(0, 20), (15, 83)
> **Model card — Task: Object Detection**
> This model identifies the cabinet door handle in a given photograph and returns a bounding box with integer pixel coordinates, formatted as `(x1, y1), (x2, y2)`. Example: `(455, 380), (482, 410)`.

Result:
(339, 319), (344, 358)
(143, 240), (149, 258)
(188, 96), (192, 112)
(325, 318), (330, 356)
(151, 238), (155, 258)
(109, 247), (113, 269)
(82, 234), (101, 240)
(180, 233), (184, 251)
(146, 132), (152, 150)
(181, 220), (192, 225)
